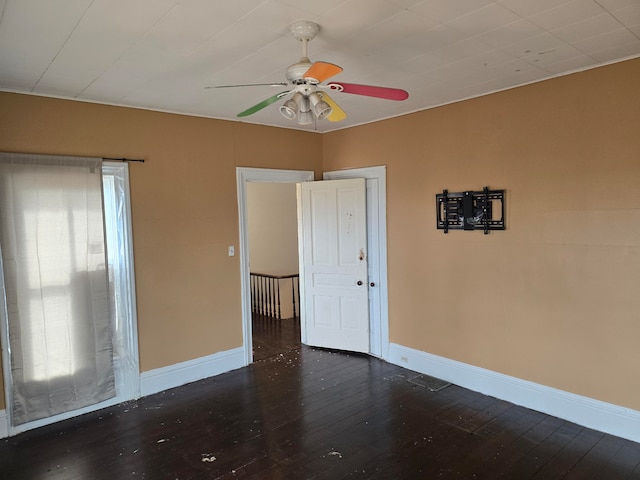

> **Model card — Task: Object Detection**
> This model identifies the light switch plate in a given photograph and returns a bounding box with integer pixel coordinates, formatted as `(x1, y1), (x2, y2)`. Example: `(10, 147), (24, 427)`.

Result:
(228, 246), (235, 257)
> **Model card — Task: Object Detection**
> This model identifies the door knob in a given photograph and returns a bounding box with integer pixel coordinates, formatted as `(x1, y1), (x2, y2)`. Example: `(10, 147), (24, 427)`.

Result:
(357, 280), (363, 286)
(370, 282), (375, 287)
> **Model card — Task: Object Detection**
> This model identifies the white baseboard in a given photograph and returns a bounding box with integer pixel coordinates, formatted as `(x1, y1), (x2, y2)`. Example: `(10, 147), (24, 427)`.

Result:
(140, 346), (245, 397)
(0, 409), (7, 439)
(388, 343), (640, 444)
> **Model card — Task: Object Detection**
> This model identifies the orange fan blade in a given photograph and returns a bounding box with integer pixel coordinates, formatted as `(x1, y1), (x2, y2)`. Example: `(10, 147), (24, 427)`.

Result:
(304, 61), (343, 84)
(319, 92), (346, 122)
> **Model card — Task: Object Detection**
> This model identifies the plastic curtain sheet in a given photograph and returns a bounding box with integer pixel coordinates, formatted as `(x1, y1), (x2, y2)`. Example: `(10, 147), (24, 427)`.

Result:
(0, 152), (115, 426)
(102, 164), (139, 401)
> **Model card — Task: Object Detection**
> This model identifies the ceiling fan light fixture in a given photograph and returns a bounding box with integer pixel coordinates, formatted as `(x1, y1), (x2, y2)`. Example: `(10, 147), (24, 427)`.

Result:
(279, 92), (303, 120)
(300, 95), (311, 112)
(298, 110), (313, 125)
(298, 97), (313, 124)
(279, 99), (297, 120)
(315, 100), (332, 120)
(309, 92), (332, 120)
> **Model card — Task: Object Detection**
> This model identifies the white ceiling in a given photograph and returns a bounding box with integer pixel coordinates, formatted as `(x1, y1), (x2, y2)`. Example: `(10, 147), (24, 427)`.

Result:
(1, 0), (639, 133)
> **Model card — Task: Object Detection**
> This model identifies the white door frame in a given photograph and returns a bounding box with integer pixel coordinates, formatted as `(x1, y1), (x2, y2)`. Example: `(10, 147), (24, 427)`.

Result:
(236, 166), (390, 364)
(236, 167), (314, 365)
(324, 166), (390, 360)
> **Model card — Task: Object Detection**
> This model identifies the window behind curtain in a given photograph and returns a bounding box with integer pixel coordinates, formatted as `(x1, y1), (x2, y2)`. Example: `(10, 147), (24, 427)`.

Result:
(0, 152), (115, 426)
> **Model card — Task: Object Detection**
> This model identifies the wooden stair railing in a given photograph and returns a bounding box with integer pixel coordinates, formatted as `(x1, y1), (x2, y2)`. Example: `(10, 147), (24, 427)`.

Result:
(250, 272), (300, 320)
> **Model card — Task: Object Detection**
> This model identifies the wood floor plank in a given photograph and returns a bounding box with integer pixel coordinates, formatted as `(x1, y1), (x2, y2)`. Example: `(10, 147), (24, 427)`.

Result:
(562, 433), (628, 479)
(530, 427), (604, 479)
(595, 441), (640, 479)
(437, 407), (545, 478)
(500, 420), (584, 478)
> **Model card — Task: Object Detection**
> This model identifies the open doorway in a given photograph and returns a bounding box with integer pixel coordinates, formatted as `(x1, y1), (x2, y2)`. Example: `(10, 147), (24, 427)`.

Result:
(236, 166), (389, 366)
(246, 182), (301, 361)
(236, 168), (314, 365)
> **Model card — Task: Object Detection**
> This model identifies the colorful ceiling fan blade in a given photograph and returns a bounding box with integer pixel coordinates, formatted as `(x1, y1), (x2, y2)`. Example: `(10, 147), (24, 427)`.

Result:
(304, 61), (343, 83)
(327, 82), (409, 101)
(206, 83), (288, 89)
(237, 91), (290, 117)
(319, 92), (347, 122)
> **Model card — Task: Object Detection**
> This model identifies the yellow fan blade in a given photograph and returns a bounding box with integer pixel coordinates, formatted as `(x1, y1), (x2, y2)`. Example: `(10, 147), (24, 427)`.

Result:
(320, 92), (347, 122)
(303, 61), (343, 83)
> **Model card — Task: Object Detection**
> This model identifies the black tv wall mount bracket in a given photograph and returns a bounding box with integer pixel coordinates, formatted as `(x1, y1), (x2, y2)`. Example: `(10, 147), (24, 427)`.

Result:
(436, 187), (505, 234)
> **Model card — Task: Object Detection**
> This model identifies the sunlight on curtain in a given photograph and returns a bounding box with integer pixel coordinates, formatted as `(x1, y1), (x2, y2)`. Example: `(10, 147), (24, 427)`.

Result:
(101, 166), (140, 402)
(0, 153), (115, 426)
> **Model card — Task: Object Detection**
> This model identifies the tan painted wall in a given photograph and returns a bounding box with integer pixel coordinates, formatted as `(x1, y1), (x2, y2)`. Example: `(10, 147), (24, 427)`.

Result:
(247, 182), (299, 318)
(247, 182), (299, 276)
(0, 93), (322, 410)
(323, 58), (640, 411)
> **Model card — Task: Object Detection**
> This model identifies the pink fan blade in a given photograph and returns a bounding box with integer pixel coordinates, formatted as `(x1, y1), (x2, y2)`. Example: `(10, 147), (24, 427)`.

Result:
(328, 82), (409, 101)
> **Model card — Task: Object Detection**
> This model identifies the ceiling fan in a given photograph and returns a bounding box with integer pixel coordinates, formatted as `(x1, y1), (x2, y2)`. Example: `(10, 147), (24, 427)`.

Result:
(208, 21), (409, 125)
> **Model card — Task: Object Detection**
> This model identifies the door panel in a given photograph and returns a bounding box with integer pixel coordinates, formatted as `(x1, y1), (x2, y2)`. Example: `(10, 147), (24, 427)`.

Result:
(310, 190), (331, 265)
(323, 167), (387, 359)
(299, 178), (369, 353)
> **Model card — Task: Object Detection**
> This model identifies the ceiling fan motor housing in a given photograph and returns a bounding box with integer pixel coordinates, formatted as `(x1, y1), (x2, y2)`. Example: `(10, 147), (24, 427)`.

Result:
(286, 21), (321, 84)
(286, 58), (313, 83)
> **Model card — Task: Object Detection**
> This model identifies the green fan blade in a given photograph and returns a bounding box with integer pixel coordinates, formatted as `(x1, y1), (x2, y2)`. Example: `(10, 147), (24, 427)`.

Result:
(237, 91), (290, 117)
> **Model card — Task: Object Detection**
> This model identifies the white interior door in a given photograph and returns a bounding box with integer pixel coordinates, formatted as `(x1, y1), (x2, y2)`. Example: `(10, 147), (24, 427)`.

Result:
(324, 166), (388, 359)
(298, 178), (369, 353)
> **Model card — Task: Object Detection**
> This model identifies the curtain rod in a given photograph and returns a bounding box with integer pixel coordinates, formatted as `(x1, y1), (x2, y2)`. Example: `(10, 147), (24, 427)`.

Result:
(102, 157), (145, 163)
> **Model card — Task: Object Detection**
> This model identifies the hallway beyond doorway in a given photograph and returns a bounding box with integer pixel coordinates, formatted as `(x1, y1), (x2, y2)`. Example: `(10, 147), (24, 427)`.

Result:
(252, 315), (301, 362)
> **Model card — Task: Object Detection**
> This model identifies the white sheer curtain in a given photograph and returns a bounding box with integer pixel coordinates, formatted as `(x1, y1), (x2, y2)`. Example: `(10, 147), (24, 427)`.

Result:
(0, 152), (115, 426)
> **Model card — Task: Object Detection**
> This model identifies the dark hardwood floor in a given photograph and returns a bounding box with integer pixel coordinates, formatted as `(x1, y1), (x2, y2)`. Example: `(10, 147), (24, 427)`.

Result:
(1, 317), (639, 479)
(252, 315), (301, 362)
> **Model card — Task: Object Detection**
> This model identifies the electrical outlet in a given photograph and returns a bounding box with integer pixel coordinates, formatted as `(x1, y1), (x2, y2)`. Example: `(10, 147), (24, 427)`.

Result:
(401, 356), (408, 363)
